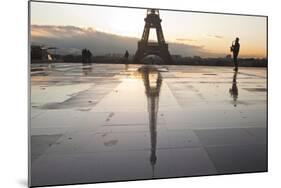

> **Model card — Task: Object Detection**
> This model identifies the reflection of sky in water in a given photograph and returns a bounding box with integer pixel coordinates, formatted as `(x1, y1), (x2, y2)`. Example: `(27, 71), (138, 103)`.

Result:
(30, 63), (267, 187)
(30, 63), (266, 131)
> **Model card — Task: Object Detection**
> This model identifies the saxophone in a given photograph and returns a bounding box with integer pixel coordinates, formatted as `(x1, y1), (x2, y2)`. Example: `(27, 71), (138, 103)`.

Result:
(230, 41), (235, 52)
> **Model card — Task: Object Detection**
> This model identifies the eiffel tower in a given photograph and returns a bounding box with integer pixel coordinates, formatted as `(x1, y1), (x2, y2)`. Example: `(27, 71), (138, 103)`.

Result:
(134, 9), (173, 64)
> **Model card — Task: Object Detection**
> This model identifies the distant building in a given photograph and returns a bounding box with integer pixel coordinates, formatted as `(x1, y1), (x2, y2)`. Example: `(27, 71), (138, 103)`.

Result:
(172, 55), (182, 60)
(31, 45), (52, 61)
(193, 56), (202, 60)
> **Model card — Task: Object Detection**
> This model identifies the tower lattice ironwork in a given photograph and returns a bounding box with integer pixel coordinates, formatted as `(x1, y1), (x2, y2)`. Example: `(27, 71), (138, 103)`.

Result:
(134, 9), (173, 64)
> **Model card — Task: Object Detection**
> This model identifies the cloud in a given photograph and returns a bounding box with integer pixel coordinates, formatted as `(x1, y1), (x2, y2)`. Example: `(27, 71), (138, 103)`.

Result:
(31, 25), (219, 57)
(31, 25), (139, 55)
(207, 34), (223, 39)
(176, 38), (197, 42)
(31, 25), (87, 38)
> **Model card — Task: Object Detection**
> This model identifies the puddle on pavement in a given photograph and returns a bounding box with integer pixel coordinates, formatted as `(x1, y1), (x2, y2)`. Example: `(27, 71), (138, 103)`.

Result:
(243, 88), (267, 92)
(31, 134), (62, 163)
(30, 63), (267, 185)
(203, 73), (217, 75)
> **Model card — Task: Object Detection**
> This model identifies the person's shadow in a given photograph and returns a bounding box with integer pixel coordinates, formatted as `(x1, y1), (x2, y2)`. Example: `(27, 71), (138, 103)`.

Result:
(229, 71), (238, 107)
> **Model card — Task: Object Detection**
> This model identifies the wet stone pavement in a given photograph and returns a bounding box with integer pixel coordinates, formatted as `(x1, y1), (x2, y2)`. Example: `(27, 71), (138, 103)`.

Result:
(30, 63), (267, 186)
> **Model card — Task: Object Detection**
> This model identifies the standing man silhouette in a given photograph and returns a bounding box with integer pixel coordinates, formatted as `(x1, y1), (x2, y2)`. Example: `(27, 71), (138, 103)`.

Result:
(124, 50), (129, 60)
(230, 37), (240, 71)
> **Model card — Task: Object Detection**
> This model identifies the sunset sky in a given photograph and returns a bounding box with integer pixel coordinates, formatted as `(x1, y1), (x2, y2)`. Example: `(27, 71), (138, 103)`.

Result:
(30, 1), (267, 58)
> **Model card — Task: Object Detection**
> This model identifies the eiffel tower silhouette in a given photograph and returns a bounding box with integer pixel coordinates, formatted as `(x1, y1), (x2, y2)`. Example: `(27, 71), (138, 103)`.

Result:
(134, 9), (173, 64)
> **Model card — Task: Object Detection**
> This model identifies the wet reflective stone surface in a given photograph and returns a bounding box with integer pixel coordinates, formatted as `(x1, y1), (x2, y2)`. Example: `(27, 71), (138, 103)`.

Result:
(30, 63), (267, 186)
